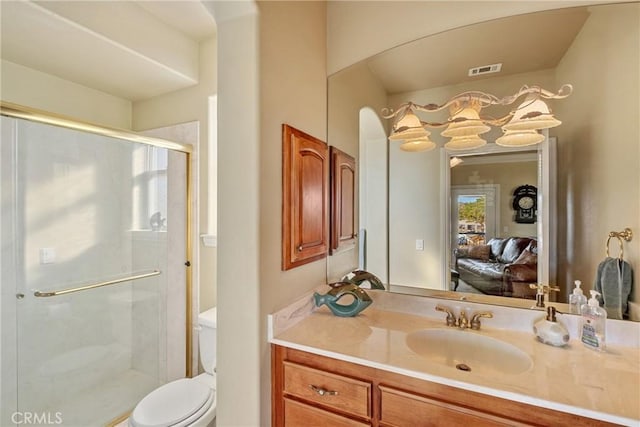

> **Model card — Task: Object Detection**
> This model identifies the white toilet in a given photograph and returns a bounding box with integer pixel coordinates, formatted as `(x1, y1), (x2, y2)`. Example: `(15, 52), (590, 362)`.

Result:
(129, 307), (217, 427)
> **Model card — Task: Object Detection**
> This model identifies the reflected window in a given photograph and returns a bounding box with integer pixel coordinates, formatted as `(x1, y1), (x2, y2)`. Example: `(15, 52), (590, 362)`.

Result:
(456, 195), (486, 248)
(132, 146), (168, 231)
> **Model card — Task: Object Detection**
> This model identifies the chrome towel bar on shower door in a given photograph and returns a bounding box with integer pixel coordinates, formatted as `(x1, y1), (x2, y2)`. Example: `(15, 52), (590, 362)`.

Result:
(33, 270), (161, 297)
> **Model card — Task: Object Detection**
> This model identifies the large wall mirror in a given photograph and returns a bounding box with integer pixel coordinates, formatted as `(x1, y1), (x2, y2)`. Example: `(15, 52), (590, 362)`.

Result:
(327, 3), (639, 321)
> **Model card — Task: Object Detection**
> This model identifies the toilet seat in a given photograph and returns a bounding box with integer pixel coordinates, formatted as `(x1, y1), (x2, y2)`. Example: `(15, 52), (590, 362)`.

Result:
(130, 379), (214, 427)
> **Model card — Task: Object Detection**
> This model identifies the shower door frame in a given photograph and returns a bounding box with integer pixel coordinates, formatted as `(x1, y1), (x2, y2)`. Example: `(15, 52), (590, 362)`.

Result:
(0, 101), (195, 382)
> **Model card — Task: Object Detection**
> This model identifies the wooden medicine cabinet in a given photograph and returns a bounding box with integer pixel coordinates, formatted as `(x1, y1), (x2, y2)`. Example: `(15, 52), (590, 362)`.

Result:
(329, 146), (356, 254)
(282, 124), (329, 270)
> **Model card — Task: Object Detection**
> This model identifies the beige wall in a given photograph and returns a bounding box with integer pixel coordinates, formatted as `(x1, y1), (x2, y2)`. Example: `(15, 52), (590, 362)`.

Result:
(133, 36), (218, 311)
(553, 3), (640, 302)
(211, 1), (260, 425)
(214, 1), (327, 425)
(257, 1), (328, 423)
(327, 61), (389, 282)
(1, 59), (131, 129)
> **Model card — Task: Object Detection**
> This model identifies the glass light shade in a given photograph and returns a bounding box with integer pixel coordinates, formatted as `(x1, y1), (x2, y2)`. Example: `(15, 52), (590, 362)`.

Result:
(441, 104), (491, 138)
(496, 130), (545, 147)
(444, 135), (486, 151)
(399, 137), (436, 152)
(449, 156), (464, 168)
(389, 111), (429, 141)
(503, 97), (561, 131)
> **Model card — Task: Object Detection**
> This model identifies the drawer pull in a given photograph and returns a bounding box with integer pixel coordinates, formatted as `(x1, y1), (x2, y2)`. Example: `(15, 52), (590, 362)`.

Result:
(310, 384), (338, 396)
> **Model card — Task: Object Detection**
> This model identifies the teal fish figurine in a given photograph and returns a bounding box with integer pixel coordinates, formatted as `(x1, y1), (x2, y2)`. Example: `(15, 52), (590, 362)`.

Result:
(313, 282), (372, 317)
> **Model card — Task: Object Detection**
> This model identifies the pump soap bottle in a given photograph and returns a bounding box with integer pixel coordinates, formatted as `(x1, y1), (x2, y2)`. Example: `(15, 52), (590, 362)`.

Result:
(533, 306), (570, 347)
(580, 290), (607, 351)
(569, 280), (587, 314)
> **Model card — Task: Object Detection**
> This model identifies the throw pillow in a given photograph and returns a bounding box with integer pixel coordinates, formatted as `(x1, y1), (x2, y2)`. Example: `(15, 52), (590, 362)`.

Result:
(513, 249), (537, 265)
(467, 244), (491, 261)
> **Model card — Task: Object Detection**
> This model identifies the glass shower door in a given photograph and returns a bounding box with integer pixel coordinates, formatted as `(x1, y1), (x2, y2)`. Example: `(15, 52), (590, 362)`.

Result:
(1, 116), (187, 427)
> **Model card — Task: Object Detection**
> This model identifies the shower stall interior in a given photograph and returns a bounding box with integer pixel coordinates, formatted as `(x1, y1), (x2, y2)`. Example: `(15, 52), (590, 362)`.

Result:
(1, 110), (190, 426)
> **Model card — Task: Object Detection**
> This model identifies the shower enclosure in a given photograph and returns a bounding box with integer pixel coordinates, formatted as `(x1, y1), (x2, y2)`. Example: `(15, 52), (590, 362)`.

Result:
(1, 105), (191, 426)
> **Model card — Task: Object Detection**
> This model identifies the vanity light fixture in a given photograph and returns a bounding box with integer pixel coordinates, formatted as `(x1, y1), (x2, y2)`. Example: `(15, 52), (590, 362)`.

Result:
(383, 84), (572, 151)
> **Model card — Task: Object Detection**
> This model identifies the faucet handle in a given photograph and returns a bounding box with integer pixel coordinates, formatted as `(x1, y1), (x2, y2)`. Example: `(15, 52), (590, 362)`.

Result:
(435, 305), (457, 327)
(470, 311), (493, 330)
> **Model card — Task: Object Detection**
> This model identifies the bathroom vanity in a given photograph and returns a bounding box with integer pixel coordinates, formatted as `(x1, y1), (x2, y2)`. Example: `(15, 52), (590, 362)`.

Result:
(269, 291), (640, 426)
(272, 346), (614, 426)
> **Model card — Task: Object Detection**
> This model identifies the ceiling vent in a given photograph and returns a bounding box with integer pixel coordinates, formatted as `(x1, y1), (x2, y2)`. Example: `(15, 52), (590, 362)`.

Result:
(468, 63), (502, 77)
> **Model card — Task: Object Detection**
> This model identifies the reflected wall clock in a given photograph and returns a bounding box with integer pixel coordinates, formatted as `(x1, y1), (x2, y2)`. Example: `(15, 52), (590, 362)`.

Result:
(513, 185), (537, 224)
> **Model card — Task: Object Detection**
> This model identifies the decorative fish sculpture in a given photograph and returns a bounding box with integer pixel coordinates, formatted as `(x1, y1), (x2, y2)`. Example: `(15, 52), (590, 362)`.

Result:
(344, 269), (385, 290)
(313, 282), (372, 317)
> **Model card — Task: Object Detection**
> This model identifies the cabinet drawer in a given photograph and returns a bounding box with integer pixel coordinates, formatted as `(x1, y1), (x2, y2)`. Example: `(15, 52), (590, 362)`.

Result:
(379, 386), (521, 427)
(283, 361), (371, 419)
(284, 398), (370, 427)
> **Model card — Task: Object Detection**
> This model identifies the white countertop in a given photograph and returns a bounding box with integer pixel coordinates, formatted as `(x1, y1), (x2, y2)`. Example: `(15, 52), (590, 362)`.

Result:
(269, 290), (640, 426)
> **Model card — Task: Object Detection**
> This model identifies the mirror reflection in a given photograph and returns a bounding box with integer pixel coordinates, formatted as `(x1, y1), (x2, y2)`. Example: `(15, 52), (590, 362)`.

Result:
(327, 3), (639, 321)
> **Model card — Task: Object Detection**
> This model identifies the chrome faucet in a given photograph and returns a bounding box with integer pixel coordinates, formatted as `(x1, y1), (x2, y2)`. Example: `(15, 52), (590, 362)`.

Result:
(470, 311), (493, 330)
(435, 305), (457, 327)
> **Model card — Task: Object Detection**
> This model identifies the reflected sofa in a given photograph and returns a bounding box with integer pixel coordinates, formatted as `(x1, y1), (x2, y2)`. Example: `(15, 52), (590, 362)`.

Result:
(453, 237), (538, 298)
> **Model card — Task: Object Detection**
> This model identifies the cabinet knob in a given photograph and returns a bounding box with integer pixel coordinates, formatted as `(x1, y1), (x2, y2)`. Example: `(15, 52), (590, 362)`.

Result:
(297, 245), (303, 252)
(310, 384), (338, 396)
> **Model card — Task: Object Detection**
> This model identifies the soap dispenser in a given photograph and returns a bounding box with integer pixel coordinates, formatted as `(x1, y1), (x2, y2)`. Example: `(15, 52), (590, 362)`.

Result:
(580, 290), (607, 352)
(533, 306), (569, 347)
(569, 280), (587, 314)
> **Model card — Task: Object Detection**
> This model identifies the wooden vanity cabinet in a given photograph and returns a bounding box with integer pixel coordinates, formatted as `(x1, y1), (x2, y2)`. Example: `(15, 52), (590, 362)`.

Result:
(272, 345), (616, 427)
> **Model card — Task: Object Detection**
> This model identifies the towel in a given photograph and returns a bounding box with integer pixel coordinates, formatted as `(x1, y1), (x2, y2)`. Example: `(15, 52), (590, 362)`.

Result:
(594, 257), (634, 320)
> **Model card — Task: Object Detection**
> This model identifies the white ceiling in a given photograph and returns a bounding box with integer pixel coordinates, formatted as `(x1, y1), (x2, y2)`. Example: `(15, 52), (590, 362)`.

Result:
(1, 0), (217, 101)
(366, 7), (589, 94)
(1, 3), (590, 102)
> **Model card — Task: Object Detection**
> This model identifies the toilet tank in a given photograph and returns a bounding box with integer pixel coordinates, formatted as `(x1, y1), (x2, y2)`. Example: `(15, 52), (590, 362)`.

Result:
(198, 307), (217, 374)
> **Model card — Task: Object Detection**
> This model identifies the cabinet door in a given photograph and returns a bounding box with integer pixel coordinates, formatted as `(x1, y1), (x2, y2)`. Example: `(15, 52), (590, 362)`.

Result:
(284, 398), (370, 427)
(282, 124), (329, 270)
(379, 386), (518, 427)
(330, 146), (356, 254)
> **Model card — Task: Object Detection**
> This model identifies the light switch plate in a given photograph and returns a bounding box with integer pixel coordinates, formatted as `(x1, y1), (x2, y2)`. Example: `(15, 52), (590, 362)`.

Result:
(39, 248), (56, 264)
(415, 239), (424, 251)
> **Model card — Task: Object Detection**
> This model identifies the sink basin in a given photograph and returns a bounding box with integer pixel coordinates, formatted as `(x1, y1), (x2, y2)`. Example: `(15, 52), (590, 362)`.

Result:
(406, 329), (533, 375)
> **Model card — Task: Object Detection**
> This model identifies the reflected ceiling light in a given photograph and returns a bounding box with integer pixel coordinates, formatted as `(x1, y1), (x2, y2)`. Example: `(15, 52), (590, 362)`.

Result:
(383, 84), (572, 151)
(449, 157), (464, 168)
(400, 136), (436, 152)
(496, 129), (545, 147)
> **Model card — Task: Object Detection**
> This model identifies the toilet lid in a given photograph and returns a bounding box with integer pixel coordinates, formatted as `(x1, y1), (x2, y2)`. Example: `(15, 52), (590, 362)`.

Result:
(131, 379), (213, 427)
